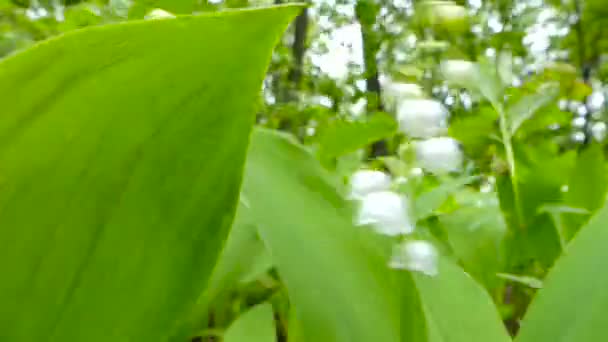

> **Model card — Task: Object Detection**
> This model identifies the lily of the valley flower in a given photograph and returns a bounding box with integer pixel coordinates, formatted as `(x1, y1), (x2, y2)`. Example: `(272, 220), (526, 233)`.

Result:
(384, 81), (424, 111)
(145, 8), (176, 19)
(592, 122), (607, 141)
(389, 240), (438, 276)
(356, 191), (414, 236)
(349, 170), (392, 200)
(415, 137), (463, 174)
(397, 99), (448, 138)
(440, 60), (477, 86)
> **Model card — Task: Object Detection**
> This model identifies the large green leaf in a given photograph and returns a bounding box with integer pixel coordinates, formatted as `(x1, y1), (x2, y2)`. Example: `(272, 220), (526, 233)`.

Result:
(414, 258), (512, 342)
(562, 143), (608, 240)
(203, 202), (273, 305)
(0, 6), (300, 341)
(506, 83), (559, 136)
(516, 199), (608, 342)
(224, 303), (277, 342)
(438, 194), (507, 289)
(243, 128), (421, 342)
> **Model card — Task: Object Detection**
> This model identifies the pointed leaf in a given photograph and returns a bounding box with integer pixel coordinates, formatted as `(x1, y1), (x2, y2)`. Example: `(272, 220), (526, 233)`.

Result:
(414, 259), (512, 342)
(562, 143), (608, 240)
(507, 83), (560, 135)
(0, 6), (301, 341)
(516, 199), (608, 342)
(224, 304), (277, 342)
(243, 128), (420, 342)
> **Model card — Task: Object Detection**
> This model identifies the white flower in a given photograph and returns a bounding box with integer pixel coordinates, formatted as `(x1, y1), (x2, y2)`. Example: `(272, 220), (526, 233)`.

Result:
(386, 82), (424, 99)
(591, 122), (607, 142)
(349, 170), (392, 200)
(568, 101), (582, 113)
(572, 117), (586, 128)
(382, 80), (424, 112)
(440, 60), (477, 86)
(356, 191), (414, 236)
(434, 3), (467, 23)
(397, 99), (448, 138)
(571, 132), (586, 143)
(144, 8), (176, 19)
(389, 240), (438, 276)
(588, 91), (605, 112)
(415, 137), (463, 174)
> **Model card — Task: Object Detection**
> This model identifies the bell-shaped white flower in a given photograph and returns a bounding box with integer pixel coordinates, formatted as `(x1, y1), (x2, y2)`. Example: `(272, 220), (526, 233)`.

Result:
(389, 240), (438, 276)
(397, 99), (448, 138)
(349, 170), (392, 200)
(591, 122), (607, 142)
(382, 78), (424, 112)
(415, 137), (463, 174)
(435, 2), (467, 21)
(144, 8), (176, 20)
(587, 91), (605, 113)
(571, 132), (586, 143)
(385, 82), (424, 99)
(356, 191), (414, 236)
(572, 117), (586, 128)
(440, 60), (477, 86)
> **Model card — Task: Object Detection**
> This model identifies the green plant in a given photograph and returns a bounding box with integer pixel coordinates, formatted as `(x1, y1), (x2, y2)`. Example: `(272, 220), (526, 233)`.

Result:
(2, 0), (608, 341)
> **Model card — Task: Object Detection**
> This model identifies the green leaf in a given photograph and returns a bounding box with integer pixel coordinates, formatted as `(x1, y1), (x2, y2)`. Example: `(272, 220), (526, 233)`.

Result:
(414, 258), (512, 342)
(449, 105), (498, 159)
(204, 202), (273, 305)
(438, 194), (507, 289)
(498, 50), (514, 86)
(224, 303), (277, 342)
(476, 59), (505, 108)
(538, 204), (590, 248)
(507, 83), (560, 136)
(0, 6), (301, 341)
(318, 113), (397, 160)
(562, 143), (608, 241)
(243, 128), (421, 342)
(414, 175), (479, 220)
(516, 199), (608, 342)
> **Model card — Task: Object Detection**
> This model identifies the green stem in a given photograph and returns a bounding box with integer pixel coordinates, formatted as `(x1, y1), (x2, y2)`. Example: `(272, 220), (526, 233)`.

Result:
(497, 104), (525, 230)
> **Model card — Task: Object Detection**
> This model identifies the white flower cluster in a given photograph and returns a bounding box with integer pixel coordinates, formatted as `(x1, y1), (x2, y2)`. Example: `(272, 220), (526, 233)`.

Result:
(349, 170), (438, 276)
(385, 77), (464, 174)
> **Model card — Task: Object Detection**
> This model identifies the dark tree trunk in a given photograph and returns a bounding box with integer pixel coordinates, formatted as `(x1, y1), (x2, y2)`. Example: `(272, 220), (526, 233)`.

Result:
(573, 0), (594, 145)
(356, 0), (389, 158)
(287, 8), (309, 96)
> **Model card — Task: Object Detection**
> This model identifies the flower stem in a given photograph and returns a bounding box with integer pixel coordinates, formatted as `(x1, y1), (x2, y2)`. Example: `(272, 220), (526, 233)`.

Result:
(497, 104), (525, 230)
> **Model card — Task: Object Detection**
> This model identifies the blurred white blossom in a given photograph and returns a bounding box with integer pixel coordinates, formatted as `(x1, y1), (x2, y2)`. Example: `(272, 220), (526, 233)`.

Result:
(568, 101), (582, 113)
(571, 131), (586, 143)
(415, 137), (463, 174)
(588, 92), (605, 113)
(356, 191), (414, 236)
(572, 117), (586, 129)
(397, 99), (448, 138)
(433, 2), (467, 24)
(389, 240), (438, 276)
(349, 170), (392, 200)
(145, 8), (176, 19)
(26, 1), (49, 20)
(440, 60), (476, 85)
(591, 122), (607, 142)
(410, 167), (424, 177)
(383, 81), (424, 111)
